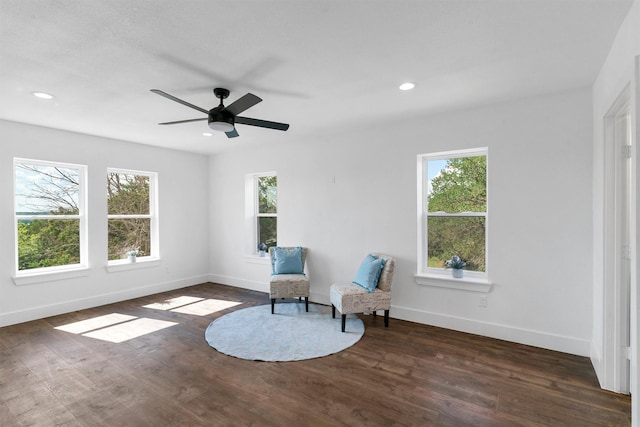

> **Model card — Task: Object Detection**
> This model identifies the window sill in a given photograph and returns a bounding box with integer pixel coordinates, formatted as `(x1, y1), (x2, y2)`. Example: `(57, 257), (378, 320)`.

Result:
(106, 258), (161, 273)
(414, 272), (492, 292)
(13, 266), (90, 286)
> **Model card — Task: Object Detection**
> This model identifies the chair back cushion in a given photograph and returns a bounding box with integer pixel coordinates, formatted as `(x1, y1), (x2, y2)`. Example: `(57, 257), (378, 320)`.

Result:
(269, 246), (308, 274)
(352, 254), (386, 292)
(370, 253), (395, 292)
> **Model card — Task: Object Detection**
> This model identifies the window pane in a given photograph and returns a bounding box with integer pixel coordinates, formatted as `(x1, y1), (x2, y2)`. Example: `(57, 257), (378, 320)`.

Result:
(17, 219), (80, 270)
(108, 218), (151, 260)
(427, 216), (485, 272)
(258, 217), (277, 249)
(107, 173), (150, 215)
(427, 156), (486, 213)
(257, 175), (277, 214)
(15, 163), (80, 215)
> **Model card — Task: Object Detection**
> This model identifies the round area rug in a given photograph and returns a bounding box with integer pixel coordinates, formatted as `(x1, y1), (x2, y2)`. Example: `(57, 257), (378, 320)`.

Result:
(205, 302), (364, 362)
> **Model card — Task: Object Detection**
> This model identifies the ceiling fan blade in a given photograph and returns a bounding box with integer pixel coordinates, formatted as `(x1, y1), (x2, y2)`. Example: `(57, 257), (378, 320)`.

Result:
(225, 93), (262, 116)
(158, 118), (208, 125)
(235, 116), (289, 131)
(151, 89), (209, 114)
(225, 128), (240, 138)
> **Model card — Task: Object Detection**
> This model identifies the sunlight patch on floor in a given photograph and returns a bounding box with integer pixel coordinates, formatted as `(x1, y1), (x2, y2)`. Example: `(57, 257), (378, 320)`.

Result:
(143, 296), (241, 316)
(53, 295), (242, 343)
(170, 299), (241, 316)
(54, 313), (177, 343)
(142, 296), (204, 310)
(54, 313), (136, 334)
(82, 318), (177, 343)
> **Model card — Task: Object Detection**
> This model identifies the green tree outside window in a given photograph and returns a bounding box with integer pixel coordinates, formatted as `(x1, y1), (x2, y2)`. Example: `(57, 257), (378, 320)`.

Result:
(257, 175), (277, 250)
(15, 162), (83, 271)
(426, 155), (487, 272)
(107, 172), (152, 260)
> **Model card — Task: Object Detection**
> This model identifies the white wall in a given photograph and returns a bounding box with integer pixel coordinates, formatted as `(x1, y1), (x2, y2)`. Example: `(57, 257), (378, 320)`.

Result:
(0, 120), (210, 326)
(209, 88), (594, 356)
(591, 0), (640, 408)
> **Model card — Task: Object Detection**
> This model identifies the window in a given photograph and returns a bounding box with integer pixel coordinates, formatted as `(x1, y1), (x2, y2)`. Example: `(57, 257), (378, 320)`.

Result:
(107, 169), (158, 262)
(256, 173), (277, 252)
(417, 148), (488, 279)
(14, 158), (87, 274)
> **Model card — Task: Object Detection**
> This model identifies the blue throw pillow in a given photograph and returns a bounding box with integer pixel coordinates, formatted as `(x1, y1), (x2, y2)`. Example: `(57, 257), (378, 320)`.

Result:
(352, 254), (385, 292)
(273, 246), (304, 275)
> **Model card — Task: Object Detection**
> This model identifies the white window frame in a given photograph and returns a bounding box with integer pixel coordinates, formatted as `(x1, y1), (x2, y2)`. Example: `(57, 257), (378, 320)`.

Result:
(415, 148), (491, 291)
(106, 168), (159, 266)
(245, 171), (277, 260)
(13, 158), (88, 282)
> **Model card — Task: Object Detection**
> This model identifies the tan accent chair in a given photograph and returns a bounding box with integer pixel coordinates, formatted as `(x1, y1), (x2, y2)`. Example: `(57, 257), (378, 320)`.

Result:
(269, 247), (310, 314)
(330, 253), (395, 332)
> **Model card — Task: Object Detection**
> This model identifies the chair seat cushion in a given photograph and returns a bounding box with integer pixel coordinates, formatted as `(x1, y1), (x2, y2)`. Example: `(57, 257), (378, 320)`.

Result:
(270, 274), (310, 299)
(330, 282), (391, 315)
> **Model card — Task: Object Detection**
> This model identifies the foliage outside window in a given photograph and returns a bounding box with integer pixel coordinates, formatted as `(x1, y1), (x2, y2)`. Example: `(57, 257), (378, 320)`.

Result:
(107, 169), (157, 261)
(14, 159), (86, 273)
(256, 174), (277, 252)
(419, 148), (487, 275)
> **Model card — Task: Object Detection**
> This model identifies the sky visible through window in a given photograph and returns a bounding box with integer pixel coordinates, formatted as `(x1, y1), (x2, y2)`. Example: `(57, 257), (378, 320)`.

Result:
(427, 159), (447, 196)
(15, 163), (80, 213)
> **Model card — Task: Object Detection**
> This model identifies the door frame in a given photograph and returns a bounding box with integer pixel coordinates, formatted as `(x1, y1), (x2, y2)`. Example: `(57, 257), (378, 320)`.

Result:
(602, 84), (632, 394)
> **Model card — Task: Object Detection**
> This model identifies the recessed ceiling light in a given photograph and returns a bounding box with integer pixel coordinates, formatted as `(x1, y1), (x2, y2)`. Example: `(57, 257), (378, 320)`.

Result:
(203, 132), (213, 137)
(399, 82), (415, 91)
(32, 92), (54, 99)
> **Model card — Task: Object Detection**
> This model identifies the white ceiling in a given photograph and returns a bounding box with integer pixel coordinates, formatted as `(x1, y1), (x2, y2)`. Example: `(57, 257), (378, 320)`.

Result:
(0, 0), (633, 155)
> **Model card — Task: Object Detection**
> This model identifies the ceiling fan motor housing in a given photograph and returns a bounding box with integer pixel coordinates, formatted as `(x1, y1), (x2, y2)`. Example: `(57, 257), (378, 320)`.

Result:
(208, 109), (235, 131)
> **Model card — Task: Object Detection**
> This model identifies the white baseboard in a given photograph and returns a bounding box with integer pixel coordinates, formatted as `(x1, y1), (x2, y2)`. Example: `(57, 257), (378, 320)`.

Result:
(210, 275), (335, 306)
(279, 287), (590, 356)
(208, 274), (269, 294)
(212, 279), (591, 357)
(13, 272), (588, 358)
(0, 275), (209, 327)
(310, 291), (331, 306)
(392, 304), (591, 356)
(590, 341), (604, 387)
(273, 285), (591, 356)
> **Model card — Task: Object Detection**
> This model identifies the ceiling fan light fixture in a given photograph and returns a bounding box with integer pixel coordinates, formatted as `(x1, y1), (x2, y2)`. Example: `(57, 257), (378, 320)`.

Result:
(208, 120), (235, 132)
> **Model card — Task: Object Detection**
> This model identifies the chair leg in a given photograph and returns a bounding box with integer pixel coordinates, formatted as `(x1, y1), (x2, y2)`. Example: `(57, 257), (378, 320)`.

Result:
(305, 297), (309, 312)
(271, 298), (275, 314)
(384, 310), (389, 327)
(332, 305), (336, 318)
(341, 314), (346, 332)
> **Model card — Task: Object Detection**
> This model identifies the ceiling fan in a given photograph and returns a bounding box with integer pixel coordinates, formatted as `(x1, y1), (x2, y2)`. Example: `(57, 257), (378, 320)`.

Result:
(150, 87), (289, 138)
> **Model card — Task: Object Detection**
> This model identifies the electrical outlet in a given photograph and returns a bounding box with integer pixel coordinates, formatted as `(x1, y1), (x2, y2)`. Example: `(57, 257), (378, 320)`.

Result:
(479, 296), (487, 308)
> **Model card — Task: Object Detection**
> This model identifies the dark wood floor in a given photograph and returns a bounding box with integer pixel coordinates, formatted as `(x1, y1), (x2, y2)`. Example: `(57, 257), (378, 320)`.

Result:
(0, 283), (631, 426)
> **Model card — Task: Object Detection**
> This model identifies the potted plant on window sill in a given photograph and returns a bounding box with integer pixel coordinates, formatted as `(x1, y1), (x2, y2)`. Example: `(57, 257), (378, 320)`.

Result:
(127, 249), (139, 263)
(258, 242), (268, 257)
(445, 255), (466, 278)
